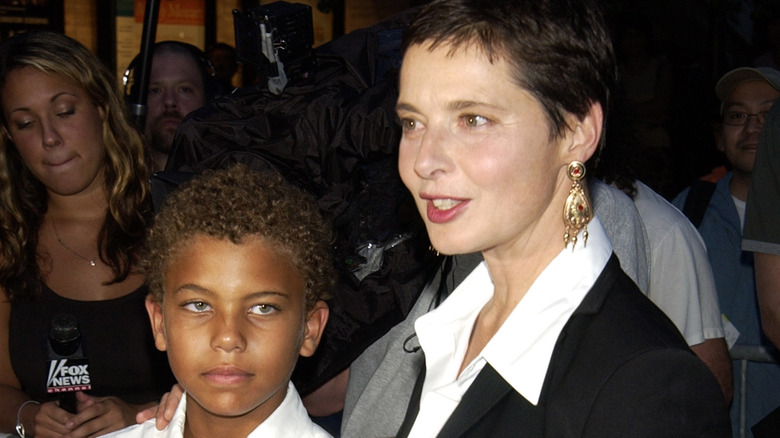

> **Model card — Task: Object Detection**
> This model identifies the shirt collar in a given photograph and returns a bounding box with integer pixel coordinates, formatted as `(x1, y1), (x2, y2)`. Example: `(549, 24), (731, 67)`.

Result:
(163, 391), (188, 437)
(248, 382), (330, 437)
(157, 382), (328, 438)
(415, 217), (612, 405)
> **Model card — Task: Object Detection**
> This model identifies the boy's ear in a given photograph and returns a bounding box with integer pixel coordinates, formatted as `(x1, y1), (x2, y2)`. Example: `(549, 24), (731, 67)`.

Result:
(299, 300), (329, 358)
(145, 295), (168, 352)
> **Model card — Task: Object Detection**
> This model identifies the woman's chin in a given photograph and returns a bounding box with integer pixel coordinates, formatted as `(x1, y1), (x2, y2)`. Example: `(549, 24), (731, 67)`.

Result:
(429, 239), (480, 257)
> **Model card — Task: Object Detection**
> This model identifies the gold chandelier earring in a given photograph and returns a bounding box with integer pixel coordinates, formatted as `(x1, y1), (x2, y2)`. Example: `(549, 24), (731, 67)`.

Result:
(563, 161), (592, 250)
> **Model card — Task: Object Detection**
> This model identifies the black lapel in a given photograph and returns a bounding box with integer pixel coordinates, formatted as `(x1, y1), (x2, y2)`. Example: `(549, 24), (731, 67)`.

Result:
(538, 254), (622, 434)
(398, 255), (622, 438)
(436, 255), (622, 437)
(540, 254), (619, 394)
(436, 365), (514, 437)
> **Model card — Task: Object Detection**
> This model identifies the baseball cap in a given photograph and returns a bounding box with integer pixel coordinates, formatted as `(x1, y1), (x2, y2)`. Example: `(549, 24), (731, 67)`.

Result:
(715, 66), (780, 102)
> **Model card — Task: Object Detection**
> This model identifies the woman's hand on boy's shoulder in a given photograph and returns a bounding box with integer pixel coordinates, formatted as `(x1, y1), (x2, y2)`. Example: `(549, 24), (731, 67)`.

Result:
(135, 383), (183, 430)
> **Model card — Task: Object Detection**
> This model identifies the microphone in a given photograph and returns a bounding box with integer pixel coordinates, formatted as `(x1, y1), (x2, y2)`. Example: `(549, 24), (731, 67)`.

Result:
(46, 313), (91, 413)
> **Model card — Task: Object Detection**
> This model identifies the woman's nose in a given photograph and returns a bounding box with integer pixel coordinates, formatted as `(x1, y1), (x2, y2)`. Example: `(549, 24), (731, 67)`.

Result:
(413, 126), (453, 179)
(42, 120), (62, 148)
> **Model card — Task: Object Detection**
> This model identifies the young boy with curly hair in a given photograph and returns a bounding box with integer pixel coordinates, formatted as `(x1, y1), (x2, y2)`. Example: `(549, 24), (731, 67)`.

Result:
(104, 164), (333, 437)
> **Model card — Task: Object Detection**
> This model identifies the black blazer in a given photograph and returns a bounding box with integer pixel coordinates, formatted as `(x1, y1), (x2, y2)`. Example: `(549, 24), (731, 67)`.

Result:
(397, 255), (731, 438)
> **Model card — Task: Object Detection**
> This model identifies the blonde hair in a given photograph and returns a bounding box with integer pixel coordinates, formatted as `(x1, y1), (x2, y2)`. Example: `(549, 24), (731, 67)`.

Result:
(0, 31), (151, 302)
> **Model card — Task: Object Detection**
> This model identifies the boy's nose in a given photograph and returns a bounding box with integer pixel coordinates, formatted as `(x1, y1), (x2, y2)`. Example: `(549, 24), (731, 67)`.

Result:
(211, 317), (247, 352)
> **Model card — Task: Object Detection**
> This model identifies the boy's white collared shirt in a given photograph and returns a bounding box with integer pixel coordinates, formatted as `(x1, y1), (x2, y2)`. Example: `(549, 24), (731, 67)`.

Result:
(407, 218), (612, 438)
(99, 382), (331, 438)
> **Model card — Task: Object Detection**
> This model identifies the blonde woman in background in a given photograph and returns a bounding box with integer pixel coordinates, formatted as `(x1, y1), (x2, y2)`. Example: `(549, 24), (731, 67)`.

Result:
(0, 31), (174, 437)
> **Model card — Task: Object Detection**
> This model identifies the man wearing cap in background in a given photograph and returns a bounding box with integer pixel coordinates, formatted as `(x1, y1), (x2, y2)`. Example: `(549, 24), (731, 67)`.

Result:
(673, 66), (780, 438)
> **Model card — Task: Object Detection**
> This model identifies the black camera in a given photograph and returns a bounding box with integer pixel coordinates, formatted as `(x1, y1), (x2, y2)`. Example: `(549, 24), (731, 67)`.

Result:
(233, 1), (316, 94)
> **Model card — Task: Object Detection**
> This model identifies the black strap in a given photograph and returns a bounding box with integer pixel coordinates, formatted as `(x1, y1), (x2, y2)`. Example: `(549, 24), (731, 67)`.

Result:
(681, 180), (717, 228)
(396, 364), (427, 437)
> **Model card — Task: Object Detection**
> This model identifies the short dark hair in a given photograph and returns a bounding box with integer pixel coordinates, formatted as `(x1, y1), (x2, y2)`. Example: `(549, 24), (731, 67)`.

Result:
(143, 164), (335, 311)
(125, 41), (220, 103)
(401, 0), (616, 144)
(208, 42), (236, 60)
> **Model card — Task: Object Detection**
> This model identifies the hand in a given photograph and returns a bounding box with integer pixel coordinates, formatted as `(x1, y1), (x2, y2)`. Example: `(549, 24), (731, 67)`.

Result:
(28, 400), (75, 438)
(58, 391), (137, 438)
(135, 383), (183, 430)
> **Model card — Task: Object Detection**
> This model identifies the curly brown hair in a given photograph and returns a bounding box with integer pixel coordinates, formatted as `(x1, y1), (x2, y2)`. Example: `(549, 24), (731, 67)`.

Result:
(143, 164), (334, 311)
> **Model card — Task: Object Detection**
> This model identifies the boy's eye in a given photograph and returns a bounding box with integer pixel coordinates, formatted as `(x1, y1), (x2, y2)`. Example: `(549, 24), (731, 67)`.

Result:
(249, 304), (277, 315)
(184, 301), (210, 312)
(463, 114), (488, 127)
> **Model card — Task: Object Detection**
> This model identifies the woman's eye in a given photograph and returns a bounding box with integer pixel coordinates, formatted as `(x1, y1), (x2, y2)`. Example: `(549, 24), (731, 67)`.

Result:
(14, 120), (33, 130)
(399, 118), (418, 131)
(184, 301), (210, 312)
(57, 109), (75, 118)
(249, 304), (278, 315)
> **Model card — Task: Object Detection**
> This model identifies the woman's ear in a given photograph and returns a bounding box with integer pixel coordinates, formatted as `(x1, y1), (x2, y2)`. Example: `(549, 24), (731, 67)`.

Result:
(145, 295), (168, 352)
(566, 102), (604, 164)
(299, 300), (329, 358)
